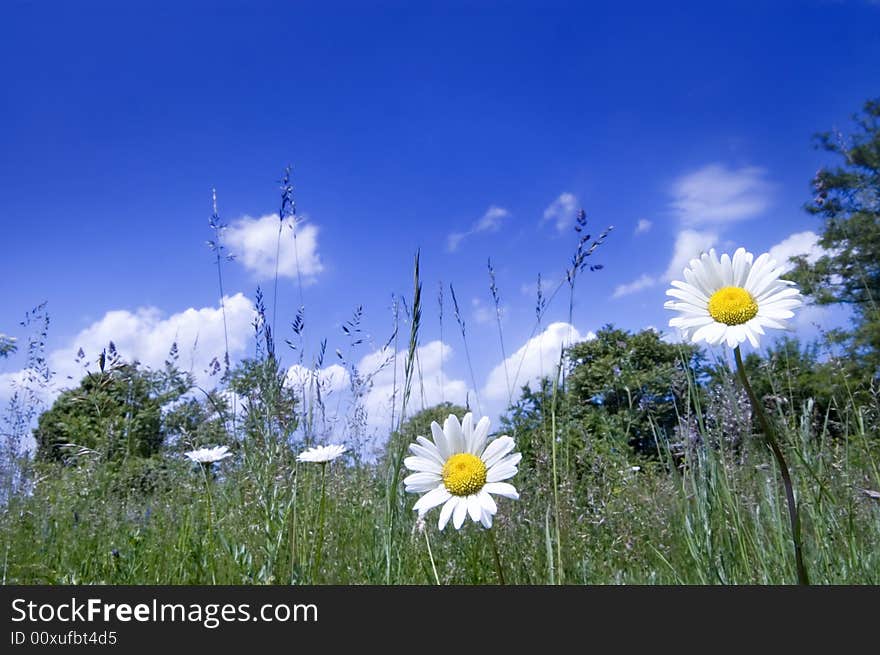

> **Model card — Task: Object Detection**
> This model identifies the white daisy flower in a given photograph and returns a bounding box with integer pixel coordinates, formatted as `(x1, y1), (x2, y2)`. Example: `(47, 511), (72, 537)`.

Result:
(403, 413), (521, 531)
(664, 247), (803, 349)
(184, 445), (232, 464)
(296, 443), (348, 464)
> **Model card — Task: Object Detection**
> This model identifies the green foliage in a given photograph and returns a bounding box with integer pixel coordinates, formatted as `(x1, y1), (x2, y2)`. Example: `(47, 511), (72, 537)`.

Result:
(227, 356), (299, 446)
(790, 97), (880, 378)
(33, 361), (189, 463)
(163, 393), (231, 453)
(730, 337), (848, 437)
(566, 326), (702, 454)
(397, 402), (469, 442)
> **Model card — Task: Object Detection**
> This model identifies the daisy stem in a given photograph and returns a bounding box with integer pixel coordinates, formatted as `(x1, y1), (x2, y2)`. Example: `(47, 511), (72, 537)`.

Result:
(734, 346), (810, 585)
(200, 463), (216, 585)
(424, 529), (440, 585)
(311, 462), (328, 583)
(487, 528), (506, 585)
(289, 461), (299, 582)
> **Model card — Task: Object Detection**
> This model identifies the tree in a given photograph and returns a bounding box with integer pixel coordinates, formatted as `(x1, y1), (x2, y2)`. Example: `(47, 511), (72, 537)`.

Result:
(34, 360), (189, 463)
(566, 326), (703, 454)
(790, 97), (880, 379)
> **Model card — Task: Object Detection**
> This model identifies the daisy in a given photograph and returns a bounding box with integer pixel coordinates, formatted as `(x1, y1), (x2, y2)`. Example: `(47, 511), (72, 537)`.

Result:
(403, 413), (520, 530)
(664, 247), (803, 348)
(184, 445), (232, 464)
(296, 443), (347, 464)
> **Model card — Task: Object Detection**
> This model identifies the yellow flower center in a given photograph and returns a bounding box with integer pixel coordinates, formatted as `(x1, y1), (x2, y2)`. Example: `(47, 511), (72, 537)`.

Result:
(708, 286), (758, 326)
(442, 453), (487, 496)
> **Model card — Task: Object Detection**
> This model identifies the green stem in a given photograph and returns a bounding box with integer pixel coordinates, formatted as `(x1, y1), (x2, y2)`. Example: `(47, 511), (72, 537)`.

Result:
(289, 461), (299, 583)
(550, 353), (564, 584)
(734, 346), (810, 585)
(423, 527), (441, 585)
(200, 463), (216, 585)
(311, 463), (328, 583)
(487, 528), (506, 585)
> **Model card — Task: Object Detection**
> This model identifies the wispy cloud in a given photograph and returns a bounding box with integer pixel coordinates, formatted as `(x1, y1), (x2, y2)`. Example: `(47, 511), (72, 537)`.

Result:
(662, 229), (718, 281)
(482, 322), (594, 403)
(541, 192), (578, 233)
(768, 230), (824, 272)
(447, 205), (510, 252)
(634, 218), (652, 235)
(471, 297), (494, 325)
(612, 274), (657, 299)
(612, 162), (772, 298)
(670, 163), (772, 226)
(223, 214), (323, 282)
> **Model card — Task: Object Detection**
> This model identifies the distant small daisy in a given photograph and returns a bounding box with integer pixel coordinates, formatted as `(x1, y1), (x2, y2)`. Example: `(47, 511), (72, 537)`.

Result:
(296, 443), (348, 464)
(184, 445), (232, 464)
(664, 247), (803, 348)
(404, 413), (520, 530)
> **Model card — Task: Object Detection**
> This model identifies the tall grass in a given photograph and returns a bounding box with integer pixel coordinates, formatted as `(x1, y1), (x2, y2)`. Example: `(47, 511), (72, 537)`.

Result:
(2, 179), (878, 586)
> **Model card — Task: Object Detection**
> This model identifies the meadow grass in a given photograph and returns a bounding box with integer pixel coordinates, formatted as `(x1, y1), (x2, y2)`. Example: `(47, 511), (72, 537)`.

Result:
(1, 176), (878, 586)
(2, 351), (878, 585)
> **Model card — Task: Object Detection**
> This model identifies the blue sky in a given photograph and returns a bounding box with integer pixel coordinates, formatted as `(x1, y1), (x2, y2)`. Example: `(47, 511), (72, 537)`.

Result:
(1, 1), (878, 437)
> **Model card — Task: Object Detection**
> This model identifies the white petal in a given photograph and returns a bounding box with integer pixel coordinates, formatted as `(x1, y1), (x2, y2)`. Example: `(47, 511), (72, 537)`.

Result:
(404, 471), (442, 492)
(743, 324), (760, 348)
(666, 286), (709, 306)
(470, 416), (491, 455)
(430, 421), (450, 459)
(461, 412), (474, 452)
(438, 497), (457, 531)
(444, 414), (464, 454)
(413, 485), (451, 515)
(691, 321), (721, 344)
(467, 495), (482, 522)
(411, 439), (445, 465)
(720, 252), (734, 286)
(480, 435), (516, 468)
(403, 456), (442, 474)
(670, 315), (714, 329)
(725, 325), (746, 348)
(487, 463), (519, 482)
(478, 489), (497, 515)
(732, 247), (752, 287)
(670, 279), (709, 303)
(480, 509), (493, 529)
(452, 497), (468, 529)
(484, 481), (520, 499)
(496, 452), (522, 468)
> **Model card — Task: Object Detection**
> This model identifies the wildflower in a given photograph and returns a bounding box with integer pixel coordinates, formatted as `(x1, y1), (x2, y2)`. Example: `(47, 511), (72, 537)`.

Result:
(664, 247), (802, 348)
(184, 445), (232, 464)
(296, 444), (347, 464)
(403, 413), (520, 530)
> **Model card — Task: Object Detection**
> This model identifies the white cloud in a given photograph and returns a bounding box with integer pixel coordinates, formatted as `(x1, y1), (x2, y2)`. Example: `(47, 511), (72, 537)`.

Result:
(541, 192), (578, 233)
(59, 295), (254, 386)
(768, 230), (823, 272)
(447, 205), (510, 252)
(663, 229), (718, 281)
(520, 276), (555, 298)
(612, 274), (657, 298)
(635, 218), (652, 235)
(483, 322), (594, 403)
(0, 295), (257, 414)
(471, 297), (494, 325)
(286, 363), (350, 396)
(223, 214), (323, 282)
(670, 164), (772, 226)
(356, 340), (470, 431)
